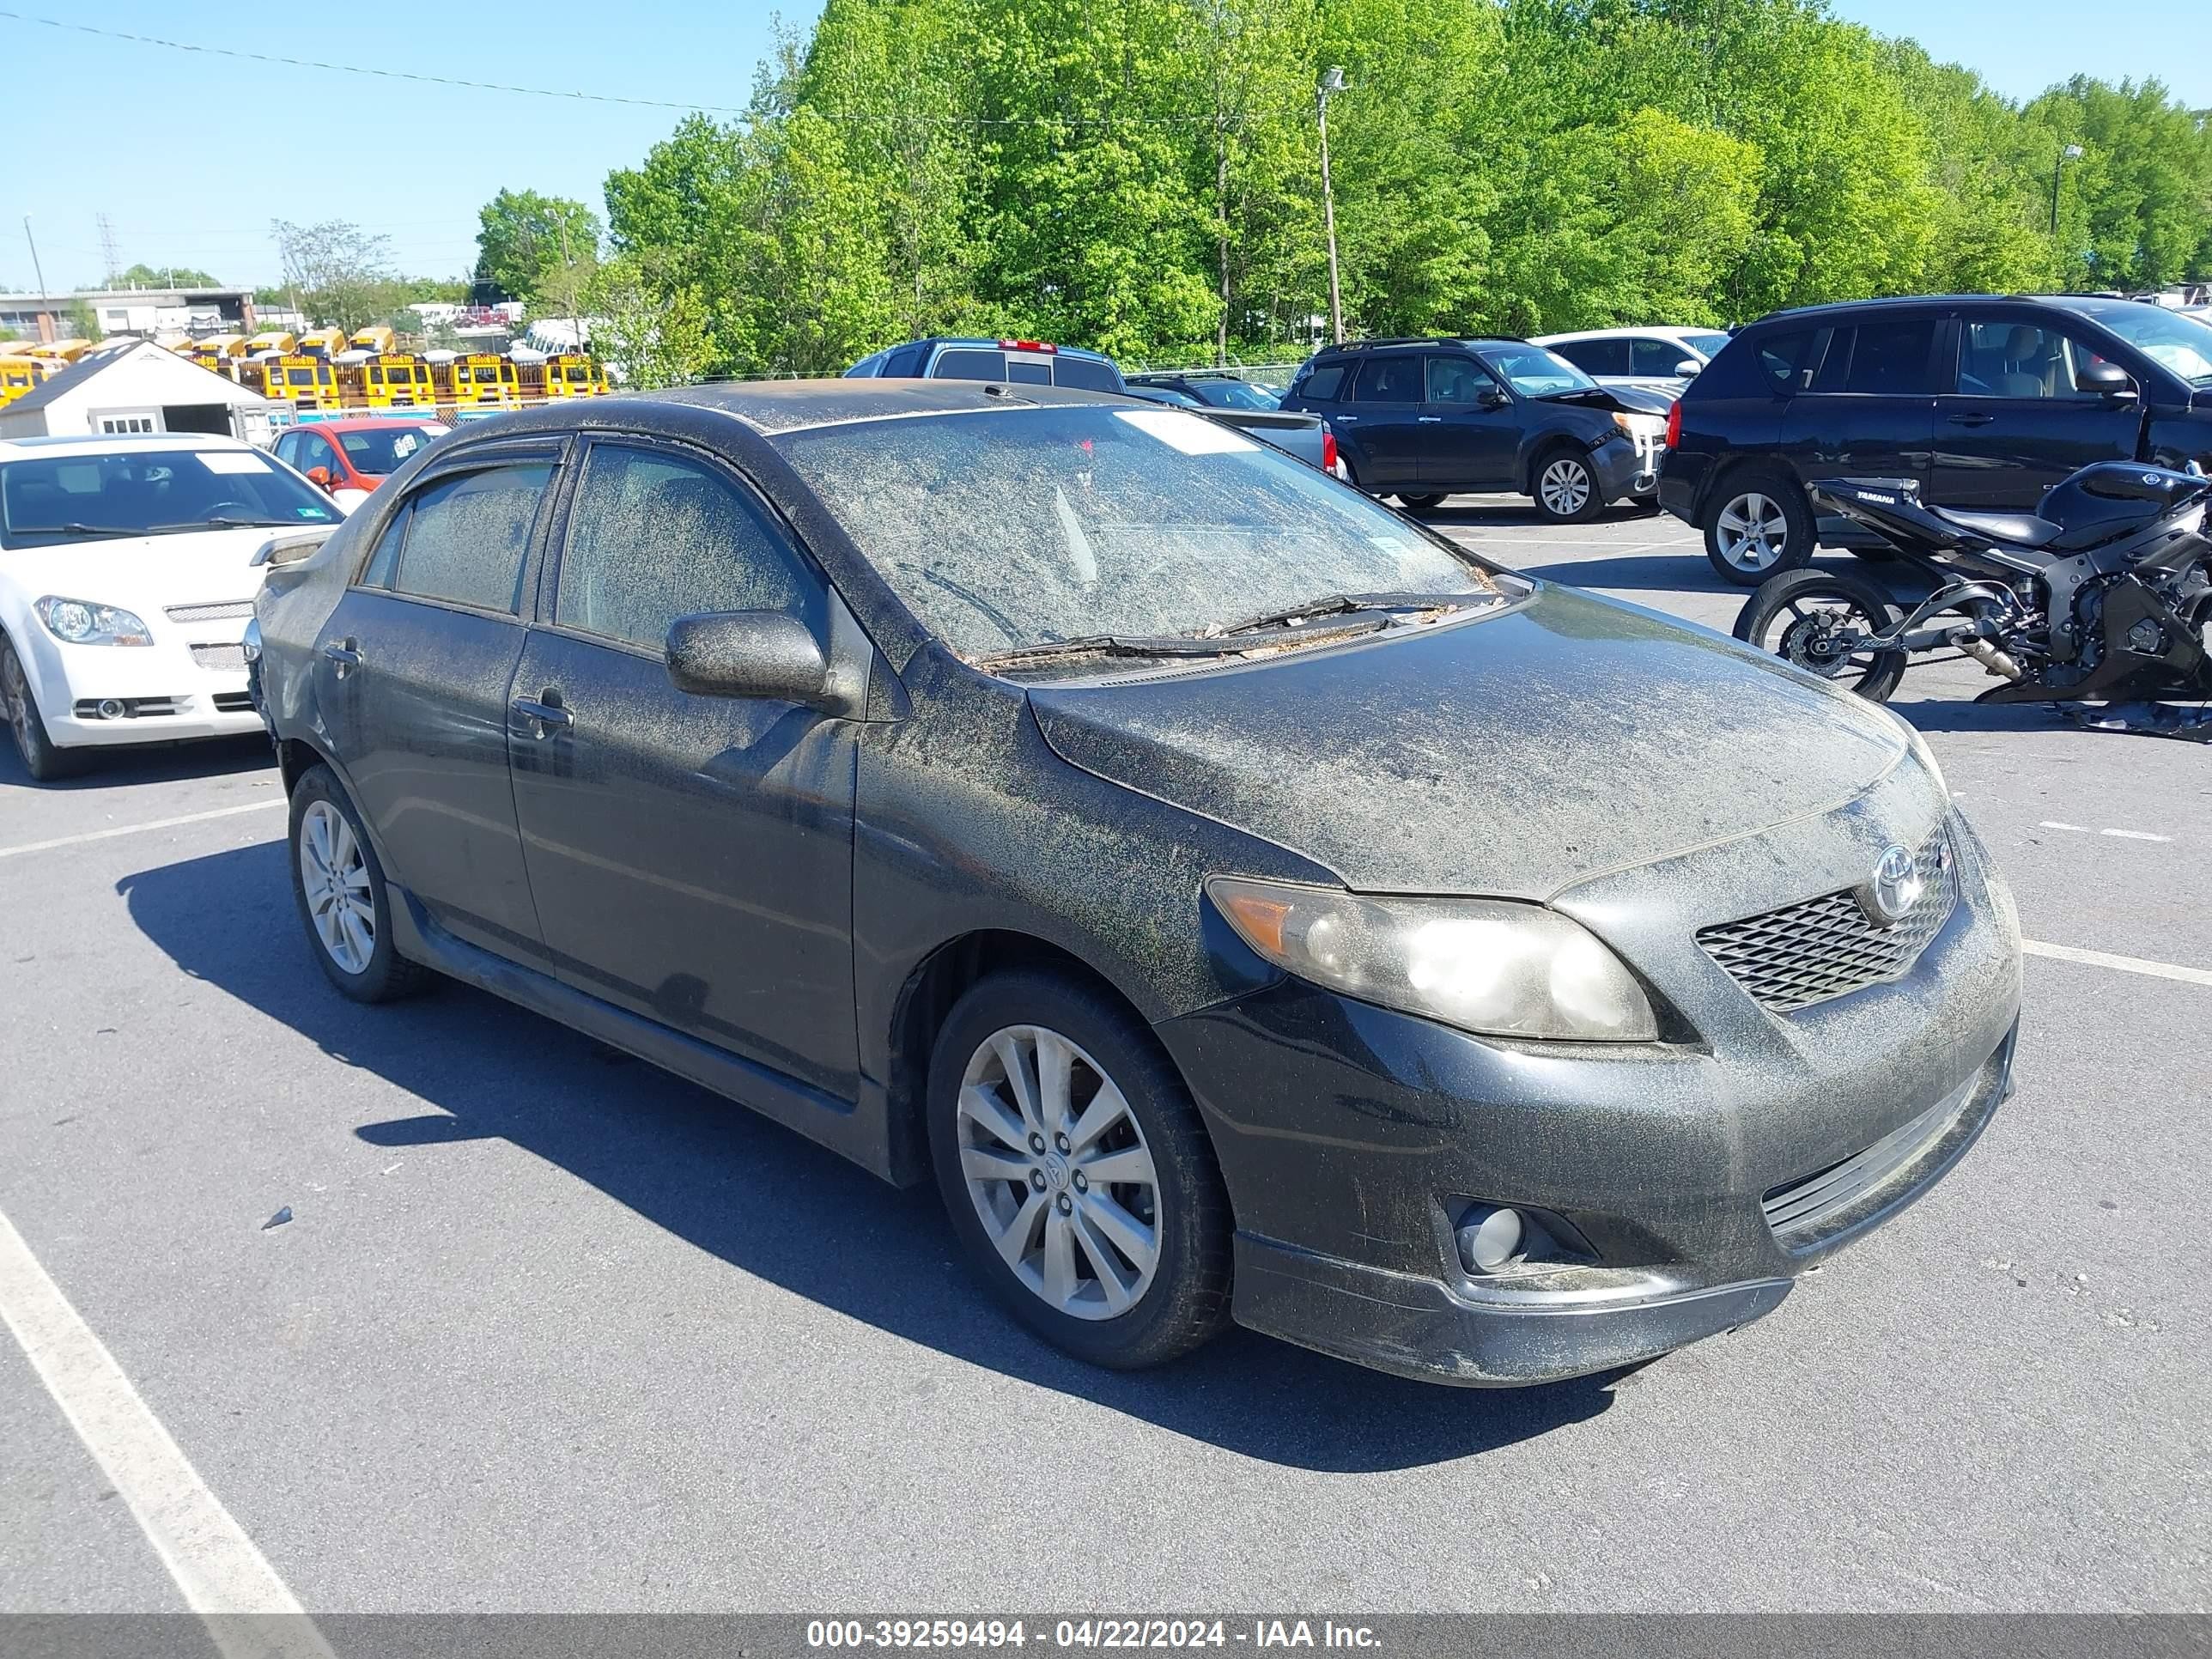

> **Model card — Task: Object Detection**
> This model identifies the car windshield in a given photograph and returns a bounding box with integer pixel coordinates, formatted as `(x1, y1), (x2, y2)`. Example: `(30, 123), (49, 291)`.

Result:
(1475, 343), (1596, 397)
(1189, 380), (1280, 410)
(775, 404), (1492, 659)
(2059, 301), (2212, 386)
(0, 447), (341, 549)
(336, 426), (443, 476)
(1684, 331), (1733, 358)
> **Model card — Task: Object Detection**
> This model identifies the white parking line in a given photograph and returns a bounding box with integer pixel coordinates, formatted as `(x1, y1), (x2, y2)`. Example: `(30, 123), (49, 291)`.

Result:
(0, 798), (283, 861)
(2024, 939), (2212, 988)
(0, 1206), (334, 1657)
(2100, 828), (2172, 843)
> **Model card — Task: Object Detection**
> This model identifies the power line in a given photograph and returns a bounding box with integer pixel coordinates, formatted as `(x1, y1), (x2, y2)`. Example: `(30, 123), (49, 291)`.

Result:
(0, 9), (1257, 127)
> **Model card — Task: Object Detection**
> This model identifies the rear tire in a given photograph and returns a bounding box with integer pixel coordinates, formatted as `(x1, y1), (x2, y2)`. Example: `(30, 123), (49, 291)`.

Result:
(926, 969), (1232, 1371)
(1395, 493), (1445, 511)
(288, 763), (431, 1003)
(1704, 470), (1815, 586)
(0, 634), (87, 782)
(1530, 447), (1602, 524)
(1733, 569), (1909, 702)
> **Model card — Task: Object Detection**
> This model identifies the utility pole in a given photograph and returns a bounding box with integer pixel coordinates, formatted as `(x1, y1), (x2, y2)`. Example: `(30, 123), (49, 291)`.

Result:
(2051, 143), (2083, 240)
(22, 216), (51, 343)
(1317, 68), (1346, 347)
(557, 215), (582, 359)
(97, 212), (120, 289)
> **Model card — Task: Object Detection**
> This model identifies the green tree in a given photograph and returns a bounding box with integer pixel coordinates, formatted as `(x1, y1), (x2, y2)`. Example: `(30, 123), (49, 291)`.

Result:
(270, 220), (397, 332)
(473, 189), (604, 301)
(114, 262), (222, 288)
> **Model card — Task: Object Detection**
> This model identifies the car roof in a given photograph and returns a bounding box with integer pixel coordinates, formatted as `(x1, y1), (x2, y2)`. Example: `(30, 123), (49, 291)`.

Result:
(1532, 326), (1713, 343)
(893, 337), (1115, 362)
(287, 416), (443, 432)
(472, 378), (1139, 438)
(0, 431), (254, 461)
(1314, 337), (1524, 356)
(1747, 293), (2166, 328)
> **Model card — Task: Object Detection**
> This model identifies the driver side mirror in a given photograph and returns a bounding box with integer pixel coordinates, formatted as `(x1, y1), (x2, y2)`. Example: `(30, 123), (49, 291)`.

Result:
(305, 465), (334, 489)
(2076, 360), (2137, 400)
(1478, 386), (1510, 409)
(1674, 359), (1702, 379)
(665, 611), (831, 705)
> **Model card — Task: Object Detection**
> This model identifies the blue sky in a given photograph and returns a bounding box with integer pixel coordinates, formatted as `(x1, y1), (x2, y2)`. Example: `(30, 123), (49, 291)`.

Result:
(2, 1), (2204, 293)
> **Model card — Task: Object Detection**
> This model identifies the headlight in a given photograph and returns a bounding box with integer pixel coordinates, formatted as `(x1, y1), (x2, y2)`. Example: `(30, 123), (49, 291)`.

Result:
(34, 595), (153, 647)
(1207, 876), (1659, 1042)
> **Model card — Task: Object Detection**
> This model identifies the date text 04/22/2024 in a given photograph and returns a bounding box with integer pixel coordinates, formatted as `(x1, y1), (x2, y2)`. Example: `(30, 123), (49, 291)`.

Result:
(804, 1620), (1382, 1650)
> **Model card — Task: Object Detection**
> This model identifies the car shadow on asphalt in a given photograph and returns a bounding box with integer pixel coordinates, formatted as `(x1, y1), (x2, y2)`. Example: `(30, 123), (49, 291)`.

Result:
(118, 841), (1621, 1474)
(0, 732), (271, 794)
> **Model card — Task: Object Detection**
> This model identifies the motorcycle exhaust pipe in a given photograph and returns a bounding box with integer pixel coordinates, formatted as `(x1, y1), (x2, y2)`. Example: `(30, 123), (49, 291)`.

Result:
(1962, 638), (2023, 680)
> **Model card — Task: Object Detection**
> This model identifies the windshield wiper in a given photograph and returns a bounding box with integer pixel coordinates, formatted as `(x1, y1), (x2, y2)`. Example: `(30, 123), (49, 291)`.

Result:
(1209, 591), (1464, 637)
(150, 515), (301, 532)
(26, 522), (144, 538)
(971, 634), (1256, 670)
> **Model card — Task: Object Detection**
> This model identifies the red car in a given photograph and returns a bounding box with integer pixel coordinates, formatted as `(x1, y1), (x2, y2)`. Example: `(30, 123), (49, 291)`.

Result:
(272, 418), (448, 509)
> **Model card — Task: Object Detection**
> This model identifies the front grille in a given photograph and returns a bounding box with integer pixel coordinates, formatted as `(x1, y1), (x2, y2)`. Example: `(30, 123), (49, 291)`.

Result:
(189, 643), (248, 673)
(1698, 834), (1956, 1013)
(165, 600), (255, 623)
(1762, 1058), (1991, 1250)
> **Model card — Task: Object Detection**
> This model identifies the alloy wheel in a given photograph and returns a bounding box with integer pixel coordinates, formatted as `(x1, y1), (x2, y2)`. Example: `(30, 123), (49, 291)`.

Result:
(1539, 457), (1592, 517)
(1, 644), (32, 764)
(298, 799), (375, 975)
(1716, 491), (1790, 573)
(955, 1024), (1162, 1320)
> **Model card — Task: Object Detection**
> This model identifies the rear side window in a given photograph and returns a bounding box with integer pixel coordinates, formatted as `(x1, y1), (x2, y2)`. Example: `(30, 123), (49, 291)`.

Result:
(1630, 337), (1689, 374)
(933, 349), (1005, 381)
(1839, 319), (1939, 395)
(1553, 338), (1628, 374)
(1294, 362), (1348, 401)
(388, 461), (552, 612)
(883, 344), (928, 376)
(1752, 328), (1822, 393)
(1352, 354), (1423, 402)
(1051, 356), (1121, 392)
(555, 444), (817, 652)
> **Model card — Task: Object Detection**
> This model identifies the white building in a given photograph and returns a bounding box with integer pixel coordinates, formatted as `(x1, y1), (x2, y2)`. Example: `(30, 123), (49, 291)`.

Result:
(0, 341), (276, 445)
(0, 285), (257, 343)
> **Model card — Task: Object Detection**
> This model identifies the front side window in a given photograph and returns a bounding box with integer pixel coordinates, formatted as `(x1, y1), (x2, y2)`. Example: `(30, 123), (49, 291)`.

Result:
(1630, 337), (1692, 375)
(554, 445), (816, 651)
(387, 461), (552, 612)
(1957, 322), (2100, 398)
(1425, 355), (1492, 404)
(774, 404), (1492, 659)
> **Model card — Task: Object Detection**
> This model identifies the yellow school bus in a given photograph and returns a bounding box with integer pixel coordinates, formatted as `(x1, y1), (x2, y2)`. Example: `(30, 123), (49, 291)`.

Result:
(192, 334), (246, 372)
(31, 337), (94, 364)
(444, 353), (519, 408)
(529, 353), (607, 398)
(268, 354), (341, 410)
(349, 324), (396, 356)
(299, 326), (348, 358)
(362, 353), (437, 409)
(0, 355), (46, 407)
(246, 330), (298, 356)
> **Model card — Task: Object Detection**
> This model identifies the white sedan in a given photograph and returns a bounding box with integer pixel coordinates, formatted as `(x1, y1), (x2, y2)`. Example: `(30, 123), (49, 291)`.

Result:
(0, 433), (345, 781)
(1533, 325), (1736, 397)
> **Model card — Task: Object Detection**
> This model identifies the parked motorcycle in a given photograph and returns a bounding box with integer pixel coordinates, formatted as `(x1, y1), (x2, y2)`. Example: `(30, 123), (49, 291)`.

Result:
(1732, 461), (2212, 740)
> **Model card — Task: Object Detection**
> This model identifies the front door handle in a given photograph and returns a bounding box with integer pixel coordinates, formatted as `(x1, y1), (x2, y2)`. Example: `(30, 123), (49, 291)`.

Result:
(1335, 414), (1358, 422)
(1947, 411), (1996, 427)
(1417, 416), (1443, 423)
(321, 640), (362, 678)
(511, 692), (574, 739)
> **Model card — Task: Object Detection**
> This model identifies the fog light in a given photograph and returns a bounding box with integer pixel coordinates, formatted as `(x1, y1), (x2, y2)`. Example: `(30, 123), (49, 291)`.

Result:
(1456, 1205), (1526, 1273)
(96, 698), (125, 720)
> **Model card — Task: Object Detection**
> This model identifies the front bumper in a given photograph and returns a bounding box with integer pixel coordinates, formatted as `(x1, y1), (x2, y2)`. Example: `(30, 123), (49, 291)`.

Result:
(1590, 433), (1662, 501)
(20, 619), (261, 750)
(1156, 807), (2022, 1386)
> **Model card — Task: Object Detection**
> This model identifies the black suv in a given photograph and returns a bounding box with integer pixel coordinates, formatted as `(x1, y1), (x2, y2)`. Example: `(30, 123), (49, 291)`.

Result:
(1660, 294), (2212, 584)
(1279, 337), (1668, 522)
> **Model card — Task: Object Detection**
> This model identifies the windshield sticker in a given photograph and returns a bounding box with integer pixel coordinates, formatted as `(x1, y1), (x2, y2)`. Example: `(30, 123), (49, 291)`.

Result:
(297, 506), (334, 519)
(1112, 407), (1261, 455)
(198, 451), (272, 475)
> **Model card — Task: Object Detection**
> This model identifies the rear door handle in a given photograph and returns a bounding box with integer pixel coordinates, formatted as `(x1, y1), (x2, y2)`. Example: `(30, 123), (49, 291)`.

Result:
(1335, 414), (1358, 422)
(1947, 412), (1996, 427)
(1417, 416), (1443, 423)
(321, 640), (362, 678)
(511, 693), (573, 738)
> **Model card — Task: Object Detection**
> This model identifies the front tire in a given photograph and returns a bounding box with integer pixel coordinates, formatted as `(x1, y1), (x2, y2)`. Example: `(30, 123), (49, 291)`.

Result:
(1395, 493), (1445, 511)
(1531, 447), (1601, 524)
(1704, 470), (1815, 586)
(926, 969), (1231, 1370)
(288, 763), (430, 1002)
(0, 634), (88, 782)
(1733, 569), (1909, 702)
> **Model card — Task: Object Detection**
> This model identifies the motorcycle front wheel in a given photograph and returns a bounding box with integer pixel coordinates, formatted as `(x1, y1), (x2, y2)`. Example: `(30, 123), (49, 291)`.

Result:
(1734, 570), (1910, 702)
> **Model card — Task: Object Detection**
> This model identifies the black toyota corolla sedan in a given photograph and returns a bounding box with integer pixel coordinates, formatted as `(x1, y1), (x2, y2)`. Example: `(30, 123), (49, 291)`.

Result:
(248, 381), (2022, 1386)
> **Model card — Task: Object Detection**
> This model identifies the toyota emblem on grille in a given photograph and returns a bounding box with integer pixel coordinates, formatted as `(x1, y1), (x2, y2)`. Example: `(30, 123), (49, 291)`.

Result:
(1858, 844), (1922, 927)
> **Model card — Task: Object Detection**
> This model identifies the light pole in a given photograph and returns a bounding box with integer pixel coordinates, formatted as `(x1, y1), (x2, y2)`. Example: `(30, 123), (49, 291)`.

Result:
(1317, 67), (1346, 346)
(2050, 143), (2083, 239)
(22, 216), (51, 343)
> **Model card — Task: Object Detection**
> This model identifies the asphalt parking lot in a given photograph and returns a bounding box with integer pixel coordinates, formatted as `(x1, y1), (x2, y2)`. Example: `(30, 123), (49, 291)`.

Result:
(2, 499), (2206, 1620)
